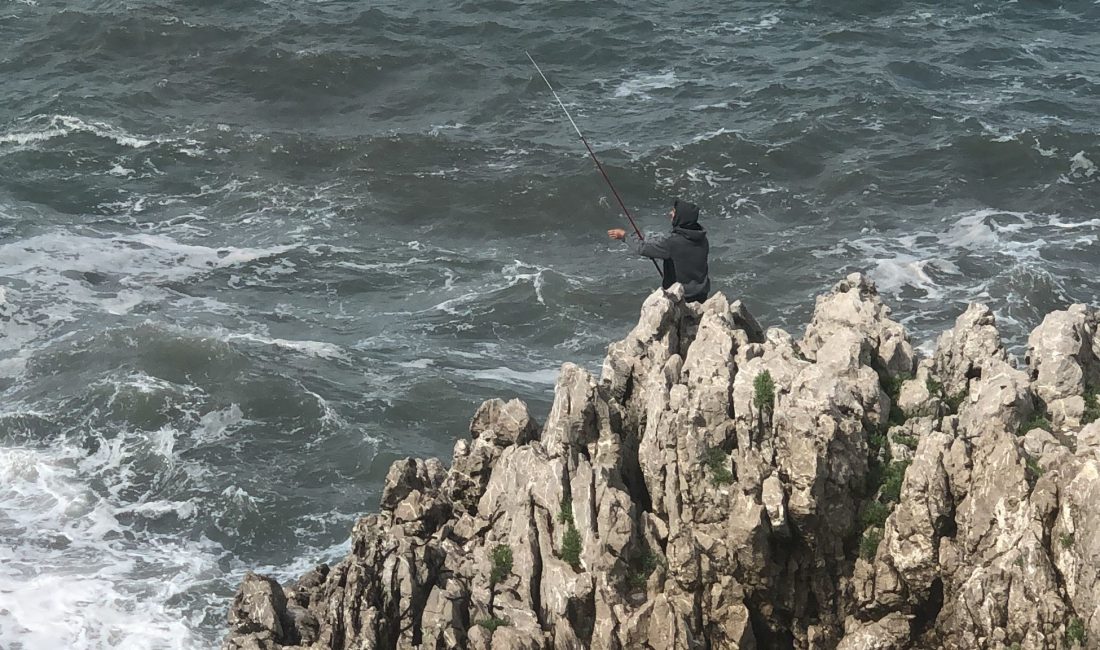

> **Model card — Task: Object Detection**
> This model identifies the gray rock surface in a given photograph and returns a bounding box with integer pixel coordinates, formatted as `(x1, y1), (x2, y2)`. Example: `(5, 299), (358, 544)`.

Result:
(1026, 304), (1100, 430)
(223, 277), (1100, 650)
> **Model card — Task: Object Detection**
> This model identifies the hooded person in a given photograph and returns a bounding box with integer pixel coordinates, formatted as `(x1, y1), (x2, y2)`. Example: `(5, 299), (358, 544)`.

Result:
(608, 199), (711, 303)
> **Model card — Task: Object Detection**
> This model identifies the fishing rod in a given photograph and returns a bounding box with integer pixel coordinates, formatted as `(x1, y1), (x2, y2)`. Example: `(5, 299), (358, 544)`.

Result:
(526, 51), (662, 276)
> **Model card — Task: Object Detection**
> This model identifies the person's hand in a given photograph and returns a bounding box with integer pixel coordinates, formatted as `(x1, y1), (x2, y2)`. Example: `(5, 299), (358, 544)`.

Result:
(607, 228), (626, 241)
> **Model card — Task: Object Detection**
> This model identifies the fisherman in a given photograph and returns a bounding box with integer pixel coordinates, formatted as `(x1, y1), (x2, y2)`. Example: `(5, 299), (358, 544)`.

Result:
(607, 199), (711, 303)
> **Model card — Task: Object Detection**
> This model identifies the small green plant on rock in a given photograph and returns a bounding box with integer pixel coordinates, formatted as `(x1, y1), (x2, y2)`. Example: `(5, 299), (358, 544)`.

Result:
(754, 370), (775, 414)
(1066, 617), (1087, 647)
(926, 376), (944, 397)
(945, 389), (968, 414)
(881, 373), (910, 402)
(626, 550), (664, 590)
(558, 496), (574, 525)
(860, 527), (883, 561)
(559, 497), (582, 569)
(1016, 400), (1051, 435)
(1025, 455), (1044, 481)
(882, 373), (912, 427)
(860, 500), (890, 530)
(490, 544), (513, 587)
(892, 432), (919, 450)
(1084, 388), (1100, 425)
(562, 524), (582, 569)
(486, 543), (514, 623)
(1019, 408), (1052, 435)
(1061, 532), (1075, 549)
(477, 616), (511, 632)
(702, 447), (733, 486)
(881, 460), (911, 504)
(869, 429), (888, 457)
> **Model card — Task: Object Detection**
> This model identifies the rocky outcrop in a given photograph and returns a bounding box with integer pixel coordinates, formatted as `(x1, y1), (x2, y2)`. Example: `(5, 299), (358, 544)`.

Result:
(224, 275), (1100, 650)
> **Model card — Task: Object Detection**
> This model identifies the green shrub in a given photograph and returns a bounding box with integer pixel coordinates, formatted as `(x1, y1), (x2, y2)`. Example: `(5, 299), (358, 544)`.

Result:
(754, 371), (776, 414)
(860, 527), (883, 561)
(881, 373), (911, 402)
(860, 500), (890, 530)
(558, 496), (574, 525)
(881, 460), (910, 503)
(1060, 532), (1075, 549)
(562, 523), (582, 568)
(626, 550), (664, 590)
(888, 405), (907, 427)
(1025, 455), (1044, 480)
(926, 376), (944, 397)
(1066, 617), (1087, 646)
(893, 432), (919, 450)
(702, 447), (733, 486)
(945, 390), (967, 414)
(477, 616), (511, 632)
(489, 544), (513, 587)
(1019, 410), (1052, 435)
(1084, 388), (1100, 425)
(868, 430), (887, 456)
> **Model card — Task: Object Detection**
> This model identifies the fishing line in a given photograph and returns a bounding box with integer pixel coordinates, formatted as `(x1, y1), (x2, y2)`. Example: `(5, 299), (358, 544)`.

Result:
(527, 52), (662, 276)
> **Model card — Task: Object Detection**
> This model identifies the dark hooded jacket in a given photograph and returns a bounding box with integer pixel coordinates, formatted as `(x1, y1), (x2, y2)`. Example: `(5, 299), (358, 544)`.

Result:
(626, 200), (711, 302)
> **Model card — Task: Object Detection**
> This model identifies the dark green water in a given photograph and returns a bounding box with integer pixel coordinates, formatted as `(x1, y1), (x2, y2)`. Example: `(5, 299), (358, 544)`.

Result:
(1, 1), (1098, 647)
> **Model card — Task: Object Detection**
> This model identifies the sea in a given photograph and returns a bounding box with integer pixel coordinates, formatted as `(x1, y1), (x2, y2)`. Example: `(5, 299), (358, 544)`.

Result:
(1, 1), (1098, 647)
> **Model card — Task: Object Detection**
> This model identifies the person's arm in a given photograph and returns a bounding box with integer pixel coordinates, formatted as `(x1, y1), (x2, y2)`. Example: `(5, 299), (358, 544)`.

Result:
(608, 228), (672, 260)
(626, 232), (672, 260)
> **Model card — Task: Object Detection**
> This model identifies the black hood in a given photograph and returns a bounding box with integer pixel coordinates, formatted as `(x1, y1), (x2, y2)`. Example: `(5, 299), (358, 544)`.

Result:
(672, 199), (701, 229)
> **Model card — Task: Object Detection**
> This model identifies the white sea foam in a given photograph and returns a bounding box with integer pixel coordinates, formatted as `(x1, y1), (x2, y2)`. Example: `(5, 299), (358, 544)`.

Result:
(1070, 151), (1097, 177)
(0, 440), (212, 650)
(0, 115), (155, 149)
(613, 71), (681, 99)
(706, 12), (781, 36)
(0, 231), (295, 358)
(0, 389), (281, 649)
(462, 366), (561, 387)
(821, 207), (1100, 337)
(106, 162), (137, 177)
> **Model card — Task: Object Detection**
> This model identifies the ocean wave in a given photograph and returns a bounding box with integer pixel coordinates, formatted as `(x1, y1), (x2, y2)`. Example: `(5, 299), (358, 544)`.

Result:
(0, 441), (211, 650)
(0, 230), (295, 323)
(0, 114), (155, 149)
(612, 71), (682, 100)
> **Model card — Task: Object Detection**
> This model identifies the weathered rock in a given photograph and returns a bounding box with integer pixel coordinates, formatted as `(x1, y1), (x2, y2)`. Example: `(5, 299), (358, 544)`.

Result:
(800, 272), (915, 378)
(933, 303), (1007, 399)
(1026, 304), (1100, 430)
(836, 613), (911, 650)
(897, 360), (943, 419)
(380, 456), (446, 512)
(226, 573), (290, 647)
(471, 397), (541, 448)
(761, 475), (789, 537)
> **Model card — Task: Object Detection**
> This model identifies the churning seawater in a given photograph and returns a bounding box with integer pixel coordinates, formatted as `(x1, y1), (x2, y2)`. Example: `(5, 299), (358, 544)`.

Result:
(1, 1), (1098, 647)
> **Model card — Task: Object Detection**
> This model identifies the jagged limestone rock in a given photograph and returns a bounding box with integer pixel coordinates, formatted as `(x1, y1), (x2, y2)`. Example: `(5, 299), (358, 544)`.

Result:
(933, 303), (1007, 399)
(800, 272), (915, 378)
(224, 279), (1100, 650)
(1026, 304), (1100, 430)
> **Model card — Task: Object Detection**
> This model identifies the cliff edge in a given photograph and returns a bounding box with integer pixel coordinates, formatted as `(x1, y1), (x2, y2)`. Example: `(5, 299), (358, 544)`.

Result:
(223, 274), (1099, 650)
